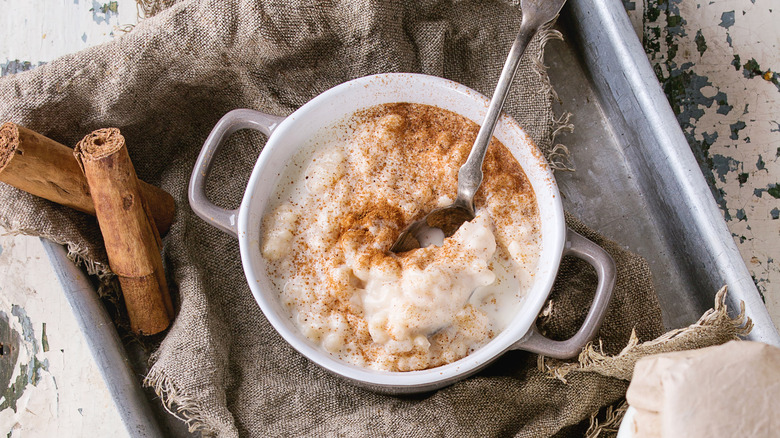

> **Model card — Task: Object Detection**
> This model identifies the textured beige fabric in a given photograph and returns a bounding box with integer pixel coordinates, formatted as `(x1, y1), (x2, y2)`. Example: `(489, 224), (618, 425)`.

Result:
(545, 286), (752, 383)
(626, 341), (780, 438)
(0, 1), (742, 436)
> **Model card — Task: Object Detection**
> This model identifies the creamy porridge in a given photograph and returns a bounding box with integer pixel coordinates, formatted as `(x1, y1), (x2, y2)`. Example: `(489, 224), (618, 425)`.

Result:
(262, 103), (540, 371)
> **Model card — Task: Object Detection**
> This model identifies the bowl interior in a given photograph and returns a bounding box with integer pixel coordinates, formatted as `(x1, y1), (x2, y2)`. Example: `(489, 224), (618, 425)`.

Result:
(237, 73), (565, 390)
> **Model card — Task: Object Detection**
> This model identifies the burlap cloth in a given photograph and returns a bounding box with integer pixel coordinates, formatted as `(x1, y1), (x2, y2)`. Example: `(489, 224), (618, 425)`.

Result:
(0, 1), (750, 436)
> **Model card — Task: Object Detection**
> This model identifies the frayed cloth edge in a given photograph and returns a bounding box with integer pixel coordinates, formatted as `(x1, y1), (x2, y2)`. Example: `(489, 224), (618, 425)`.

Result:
(534, 22), (575, 171)
(585, 400), (629, 438)
(542, 286), (752, 382)
(144, 366), (218, 435)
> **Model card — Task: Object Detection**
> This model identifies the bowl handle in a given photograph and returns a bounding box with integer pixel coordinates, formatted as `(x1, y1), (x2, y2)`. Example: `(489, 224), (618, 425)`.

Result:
(188, 109), (286, 237)
(512, 228), (616, 359)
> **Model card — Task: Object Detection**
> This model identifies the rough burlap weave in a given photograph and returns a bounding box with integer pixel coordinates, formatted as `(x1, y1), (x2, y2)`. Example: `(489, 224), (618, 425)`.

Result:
(0, 1), (748, 436)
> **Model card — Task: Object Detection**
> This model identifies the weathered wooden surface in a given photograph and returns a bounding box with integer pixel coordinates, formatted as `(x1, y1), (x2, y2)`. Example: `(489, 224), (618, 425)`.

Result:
(0, 233), (129, 437)
(0, 0), (139, 75)
(623, 1), (779, 330)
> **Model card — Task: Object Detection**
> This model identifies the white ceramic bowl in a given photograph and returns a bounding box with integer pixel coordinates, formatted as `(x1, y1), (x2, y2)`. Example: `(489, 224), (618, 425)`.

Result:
(189, 73), (615, 393)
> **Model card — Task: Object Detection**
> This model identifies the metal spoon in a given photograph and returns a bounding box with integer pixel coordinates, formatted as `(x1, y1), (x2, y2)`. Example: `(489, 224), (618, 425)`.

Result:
(391, 0), (568, 253)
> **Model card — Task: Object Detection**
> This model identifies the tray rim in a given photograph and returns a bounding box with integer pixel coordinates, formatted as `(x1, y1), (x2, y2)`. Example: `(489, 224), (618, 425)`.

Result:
(566, 0), (778, 344)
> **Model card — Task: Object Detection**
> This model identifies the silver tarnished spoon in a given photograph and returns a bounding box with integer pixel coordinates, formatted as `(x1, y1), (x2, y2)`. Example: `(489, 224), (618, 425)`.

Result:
(390, 0), (568, 253)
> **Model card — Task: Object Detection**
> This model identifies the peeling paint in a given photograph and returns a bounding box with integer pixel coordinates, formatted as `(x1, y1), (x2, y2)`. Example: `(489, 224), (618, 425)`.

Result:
(89, 1), (119, 25)
(716, 92), (732, 115)
(729, 121), (746, 140)
(1, 60), (45, 77)
(0, 306), (49, 413)
(717, 188), (732, 221)
(741, 58), (780, 92)
(695, 30), (707, 55)
(768, 184), (780, 199)
(0, 311), (21, 409)
(753, 275), (766, 301)
(720, 11), (735, 28)
(633, 0), (780, 318)
(13, 306), (35, 348)
(711, 154), (740, 183)
(701, 131), (718, 151)
(41, 322), (49, 352)
(731, 54), (741, 70)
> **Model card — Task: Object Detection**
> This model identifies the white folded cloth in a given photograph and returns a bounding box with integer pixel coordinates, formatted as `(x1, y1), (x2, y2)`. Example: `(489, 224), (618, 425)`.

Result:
(625, 340), (780, 437)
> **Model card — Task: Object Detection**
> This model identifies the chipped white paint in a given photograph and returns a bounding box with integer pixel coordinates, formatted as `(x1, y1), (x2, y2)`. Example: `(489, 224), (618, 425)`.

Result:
(0, 0), (139, 69)
(625, 1), (780, 331)
(0, 234), (129, 438)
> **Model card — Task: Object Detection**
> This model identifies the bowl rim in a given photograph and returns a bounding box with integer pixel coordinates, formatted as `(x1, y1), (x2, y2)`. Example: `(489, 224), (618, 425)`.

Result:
(236, 73), (566, 390)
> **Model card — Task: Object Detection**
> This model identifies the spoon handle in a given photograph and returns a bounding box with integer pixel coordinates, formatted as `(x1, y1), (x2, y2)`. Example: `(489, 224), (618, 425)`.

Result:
(455, 19), (539, 211)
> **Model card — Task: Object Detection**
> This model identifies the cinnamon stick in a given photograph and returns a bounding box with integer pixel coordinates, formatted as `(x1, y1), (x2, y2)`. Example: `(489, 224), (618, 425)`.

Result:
(0, 122), (175, 236)
(75, 128), (174, 335)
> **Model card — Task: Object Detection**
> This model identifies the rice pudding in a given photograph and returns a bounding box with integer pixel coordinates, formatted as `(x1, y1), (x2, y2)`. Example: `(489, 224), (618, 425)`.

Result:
(261, 103), (540, 371)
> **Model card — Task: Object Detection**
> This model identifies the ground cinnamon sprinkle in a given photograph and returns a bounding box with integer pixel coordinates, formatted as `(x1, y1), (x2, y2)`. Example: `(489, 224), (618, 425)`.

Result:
(262, 103), (540, 371)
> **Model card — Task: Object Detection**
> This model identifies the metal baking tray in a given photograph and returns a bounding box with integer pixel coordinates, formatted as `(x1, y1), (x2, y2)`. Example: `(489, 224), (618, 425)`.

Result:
(549, 0), (778, 344)
(41, 0), (780, 436)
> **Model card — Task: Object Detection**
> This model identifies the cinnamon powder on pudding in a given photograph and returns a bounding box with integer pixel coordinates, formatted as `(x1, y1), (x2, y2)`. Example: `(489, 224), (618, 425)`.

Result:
(262, 103), (540, 371)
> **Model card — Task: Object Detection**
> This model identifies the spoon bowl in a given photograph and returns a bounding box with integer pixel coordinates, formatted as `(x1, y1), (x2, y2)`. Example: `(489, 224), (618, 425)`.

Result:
(390, 201), (473, 252)
(390, 0), (568, 253)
